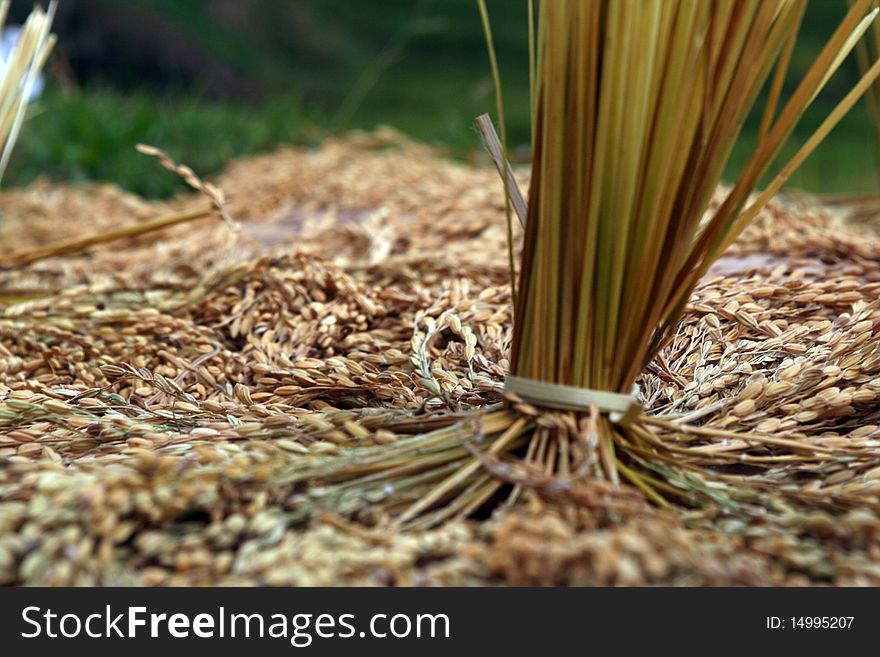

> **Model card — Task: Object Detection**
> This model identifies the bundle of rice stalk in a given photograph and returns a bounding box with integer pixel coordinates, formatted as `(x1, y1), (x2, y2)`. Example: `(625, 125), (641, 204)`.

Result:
(0, 0), (55, 186)
(283, 0), (880, 528)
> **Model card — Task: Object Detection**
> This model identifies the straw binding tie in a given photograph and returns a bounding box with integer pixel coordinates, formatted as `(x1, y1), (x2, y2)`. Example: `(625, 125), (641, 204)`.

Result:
(504, 376), (642, 428)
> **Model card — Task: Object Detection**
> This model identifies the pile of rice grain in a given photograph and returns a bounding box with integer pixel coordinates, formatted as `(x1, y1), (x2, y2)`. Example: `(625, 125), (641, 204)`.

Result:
(0, 132), (879, 586)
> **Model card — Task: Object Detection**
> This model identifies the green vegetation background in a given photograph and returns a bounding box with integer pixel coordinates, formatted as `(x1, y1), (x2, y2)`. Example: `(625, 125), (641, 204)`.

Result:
(6, 0), (877, 198)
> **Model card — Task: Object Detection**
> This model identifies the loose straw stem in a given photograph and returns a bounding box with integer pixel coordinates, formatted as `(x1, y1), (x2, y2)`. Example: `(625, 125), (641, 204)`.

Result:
(477, 0), (518, 308)
(475, 113), (528, 227)
(0, 206), (213, 269)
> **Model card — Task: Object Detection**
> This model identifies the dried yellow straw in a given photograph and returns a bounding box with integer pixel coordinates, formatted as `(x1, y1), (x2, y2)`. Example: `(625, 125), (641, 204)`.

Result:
(0, 0), (55, 185)
(0, 206), (213, 269)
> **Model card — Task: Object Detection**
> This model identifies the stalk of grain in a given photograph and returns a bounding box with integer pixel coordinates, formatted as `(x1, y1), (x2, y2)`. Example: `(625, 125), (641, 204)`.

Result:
(826, 0), (880, 222)
(856, 0), (880, 186)
(285, 0), (880, 527)
(0, 0), (55, 185)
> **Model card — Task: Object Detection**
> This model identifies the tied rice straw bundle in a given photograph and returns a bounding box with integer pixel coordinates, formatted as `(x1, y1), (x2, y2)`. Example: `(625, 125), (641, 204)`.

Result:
(0, 0), (55, 186)
(283, 0), (880, 528)
(857, 0), (880, 177)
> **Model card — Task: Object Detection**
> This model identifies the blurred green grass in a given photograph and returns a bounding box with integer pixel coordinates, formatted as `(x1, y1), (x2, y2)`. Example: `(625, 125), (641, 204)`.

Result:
(6, 89), (311, 198)
(4, 0), (879, 198)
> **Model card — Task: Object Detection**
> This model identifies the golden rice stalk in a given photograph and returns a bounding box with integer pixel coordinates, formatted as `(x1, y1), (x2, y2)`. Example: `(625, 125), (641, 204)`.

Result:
(0, 145), (231, 272)
(287, 0), (880, 527)
(0, 0), (55, 186)
(856, 0), (880, 178)
(0, 206), (213, 269)
(824, 0), (880, 221)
